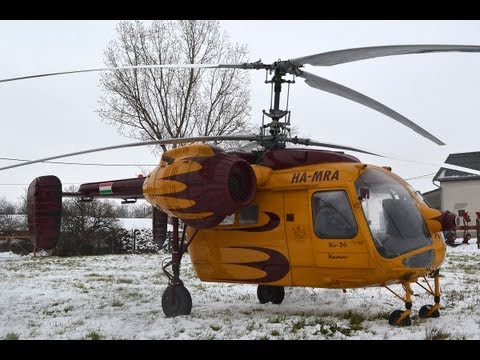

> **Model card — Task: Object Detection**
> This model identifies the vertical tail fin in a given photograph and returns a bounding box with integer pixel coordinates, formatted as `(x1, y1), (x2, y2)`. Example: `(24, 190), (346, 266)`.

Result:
(27, 176), (62, 249)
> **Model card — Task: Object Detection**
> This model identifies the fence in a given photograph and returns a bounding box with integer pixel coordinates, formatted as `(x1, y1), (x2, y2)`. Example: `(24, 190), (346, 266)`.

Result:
(445, 210), (480, 248)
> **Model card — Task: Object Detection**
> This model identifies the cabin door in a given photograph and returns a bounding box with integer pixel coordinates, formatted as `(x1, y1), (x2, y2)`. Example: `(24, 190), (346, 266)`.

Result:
(283, 190), (315, 266)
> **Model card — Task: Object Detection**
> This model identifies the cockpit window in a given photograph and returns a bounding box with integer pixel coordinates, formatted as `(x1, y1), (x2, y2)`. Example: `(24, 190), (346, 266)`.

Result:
(312, 190), (358, 239)
(355, 169), (431, 259)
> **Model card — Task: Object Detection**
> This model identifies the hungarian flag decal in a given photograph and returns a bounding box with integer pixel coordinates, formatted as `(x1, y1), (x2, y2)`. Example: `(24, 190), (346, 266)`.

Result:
(99, 182), (113, 195)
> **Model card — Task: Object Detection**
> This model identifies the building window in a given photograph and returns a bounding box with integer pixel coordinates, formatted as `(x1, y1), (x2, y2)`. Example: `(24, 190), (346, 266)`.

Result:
(312, 190), (358, 239)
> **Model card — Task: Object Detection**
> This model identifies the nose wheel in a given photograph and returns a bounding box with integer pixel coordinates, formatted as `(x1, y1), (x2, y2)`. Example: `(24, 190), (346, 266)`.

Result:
(416, 270), (442, 319)
(385, 282), (413, 326)
(385, 270), (443, 326)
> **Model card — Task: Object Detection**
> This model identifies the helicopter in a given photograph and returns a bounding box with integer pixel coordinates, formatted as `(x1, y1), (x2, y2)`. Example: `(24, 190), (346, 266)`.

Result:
(3, 44), (480, 327)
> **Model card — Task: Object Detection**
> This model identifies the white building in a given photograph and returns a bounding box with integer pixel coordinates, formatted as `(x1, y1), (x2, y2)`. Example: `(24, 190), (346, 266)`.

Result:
(429, 151), (480, 220)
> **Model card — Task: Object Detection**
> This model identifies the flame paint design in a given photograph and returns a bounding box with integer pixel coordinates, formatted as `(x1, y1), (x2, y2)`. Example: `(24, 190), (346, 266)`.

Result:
(225, 246), (290, 283)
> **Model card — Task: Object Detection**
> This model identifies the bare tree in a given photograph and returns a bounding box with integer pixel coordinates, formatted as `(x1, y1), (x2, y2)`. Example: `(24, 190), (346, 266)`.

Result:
(0, 197), (16, 215)
(0, 197), (25, 234)
(98, 20), (254, 152)
(57, 186), (125, 256)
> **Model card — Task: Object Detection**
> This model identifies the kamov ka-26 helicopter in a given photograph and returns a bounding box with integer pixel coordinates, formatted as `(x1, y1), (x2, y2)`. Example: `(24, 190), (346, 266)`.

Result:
(2, 45), (480, 326)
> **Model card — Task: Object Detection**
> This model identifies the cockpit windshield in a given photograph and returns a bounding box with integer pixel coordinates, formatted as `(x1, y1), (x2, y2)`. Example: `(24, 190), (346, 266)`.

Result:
(355, 169), (431, 259)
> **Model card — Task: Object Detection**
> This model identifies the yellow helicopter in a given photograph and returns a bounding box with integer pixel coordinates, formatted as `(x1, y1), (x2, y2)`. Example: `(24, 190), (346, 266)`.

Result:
(2, 45), (480, 326)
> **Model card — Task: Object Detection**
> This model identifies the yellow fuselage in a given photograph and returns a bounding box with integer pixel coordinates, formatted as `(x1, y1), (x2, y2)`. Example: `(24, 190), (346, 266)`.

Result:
(142, 144), (446, 290)
(187, 162), (445, 289)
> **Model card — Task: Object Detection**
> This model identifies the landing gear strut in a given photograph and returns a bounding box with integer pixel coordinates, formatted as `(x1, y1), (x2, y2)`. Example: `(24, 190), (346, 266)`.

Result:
(385, 282), (413, 326)
(161, 217), (197, 317)
(384, 270), (442, 326)
(416, 270), (441, 319)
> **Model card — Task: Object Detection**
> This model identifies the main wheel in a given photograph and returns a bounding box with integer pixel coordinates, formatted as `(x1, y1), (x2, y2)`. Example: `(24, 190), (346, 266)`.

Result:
(257, 285), (285, 304)
(162, 284), (192, 317)
(419, 304), (440, 318)
(388, 310), (411, 326)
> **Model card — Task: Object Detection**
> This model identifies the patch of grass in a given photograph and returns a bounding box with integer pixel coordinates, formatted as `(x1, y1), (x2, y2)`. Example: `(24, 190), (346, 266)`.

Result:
(368, 311), (391, 321)
(425, 327), (450, 340)
(123, 291), (142, 301)
(4, 332), (19, 340)
(117, 278), (134, 284)
(63, 305), (74, 313)
(268, 315), (286, 324)
(85, 273), (115, 282)
(252, 307), (264, 312)
(112, 298), (124, 307)
(85, 330), (103, 340)
(246, 322), (255, 332)
(74, 282), (89, 293)
(328, 322), (352, 337)
(464, 277), (478, 284)
(235, 293), (253, 301)
(311, 319), (353, 338)
(291, 319), (306, 333)
(306, 316), (327, 327)
(271, 330), (280, 336)
(42, 308), (55, 316)
(210, 324), (222, 331)
(28, 328), (40, 337)
(86, 273), (102, 277)
(444, 289), (465, 302)
(342, 311), (365, 331)
(149, 310), (162, 317)
(72, 319), (85, 327)
(193, 283), (206, 291)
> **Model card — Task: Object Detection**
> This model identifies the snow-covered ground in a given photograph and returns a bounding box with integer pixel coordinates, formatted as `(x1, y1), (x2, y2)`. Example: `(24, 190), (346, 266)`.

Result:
(1, 241), (479, 340)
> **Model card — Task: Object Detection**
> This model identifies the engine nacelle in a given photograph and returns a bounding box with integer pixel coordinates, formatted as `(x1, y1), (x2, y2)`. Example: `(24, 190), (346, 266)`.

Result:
(27, 175), (62, 249)
(143, 144), (257, 229)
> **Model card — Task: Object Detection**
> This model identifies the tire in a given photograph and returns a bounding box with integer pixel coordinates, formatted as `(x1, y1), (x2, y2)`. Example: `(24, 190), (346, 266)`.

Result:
(389, 310), (411, 326)
(419, 304), (440, 319)
(257, 285), (285, 304)
(271, 287), (285, 304)
(257, 285), (271, 304)
(162, 284), (192, 317)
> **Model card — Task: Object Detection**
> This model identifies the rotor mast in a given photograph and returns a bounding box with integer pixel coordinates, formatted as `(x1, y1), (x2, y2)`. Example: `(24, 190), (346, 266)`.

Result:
(261, 62), (298, 149)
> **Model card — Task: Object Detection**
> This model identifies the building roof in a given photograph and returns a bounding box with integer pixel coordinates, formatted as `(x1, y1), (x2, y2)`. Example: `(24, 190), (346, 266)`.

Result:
(421, 188), (441, 197)
(433, 151), (480, 182)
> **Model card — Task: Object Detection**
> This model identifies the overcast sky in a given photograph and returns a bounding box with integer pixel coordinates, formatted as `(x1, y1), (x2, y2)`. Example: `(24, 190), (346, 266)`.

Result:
(1, 20), (480, 204)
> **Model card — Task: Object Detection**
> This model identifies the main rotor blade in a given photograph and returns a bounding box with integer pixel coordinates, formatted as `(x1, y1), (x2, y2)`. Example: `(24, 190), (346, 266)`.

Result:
(295, 138), (480, 177)
(298, 71), (445, 146)
(385, 154), (480, 177)
(0, 63), (248, 84)
(288, 137), (382, 157)
(0, 135), (260, 171)
(291, 45), (480, 67)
